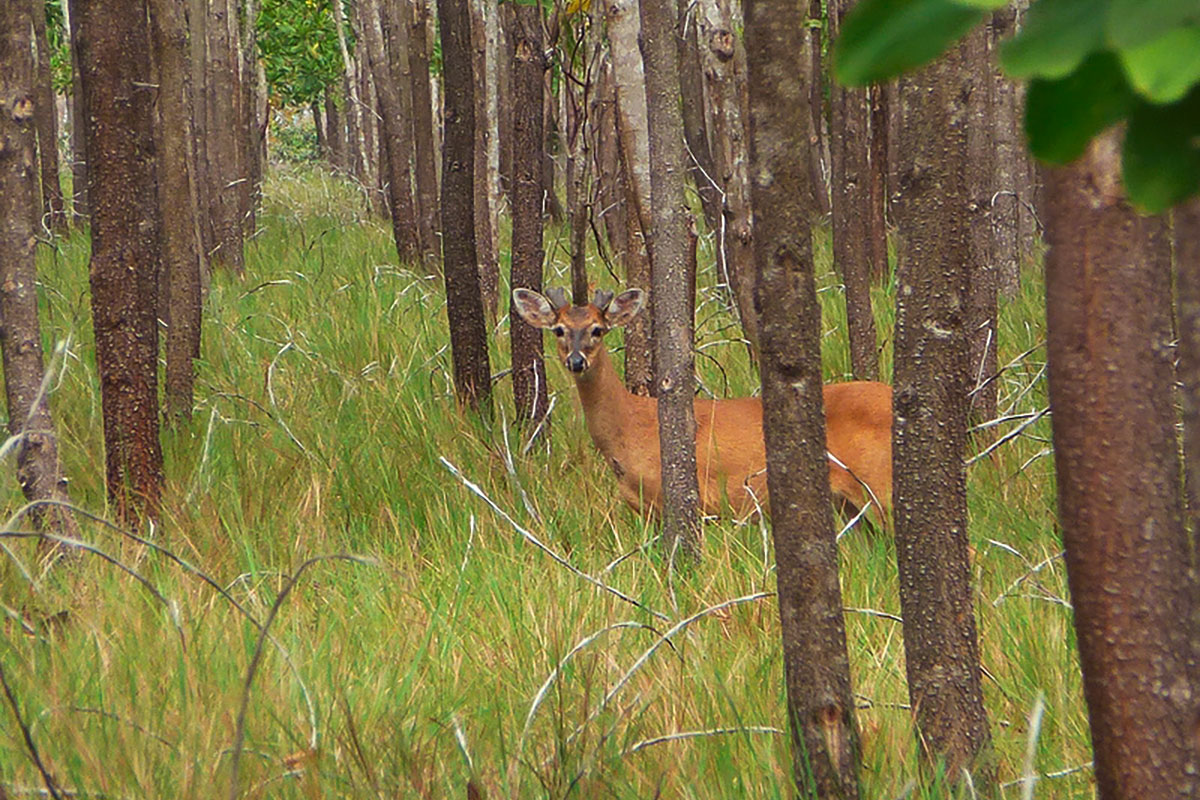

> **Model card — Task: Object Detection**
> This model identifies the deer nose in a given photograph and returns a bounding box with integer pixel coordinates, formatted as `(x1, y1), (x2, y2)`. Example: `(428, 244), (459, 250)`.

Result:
(566, 353), (587, 373)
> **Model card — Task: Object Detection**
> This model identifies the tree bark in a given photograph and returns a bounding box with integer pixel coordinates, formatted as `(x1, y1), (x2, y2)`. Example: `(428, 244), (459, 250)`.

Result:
(30, 0), (66, 235)
(510, 1), (548, 429)
(409, 0), (440, 261)
(71, 0), (165, 522)
(1047, 131), (1199, 800)
(602, 0), (651, 237)
(438, 0), (492, 411)
(676, 0), (720, 237)
(965, 26), (998, 428)
(801, 0), (829, 220)
(188, 0), (213, 266)
(866, 83), (888, 282)
(325, 87), (344, 171)
(640, 0), (701, 561)
(240, 0), (261, 234)
(470, 0), (498, 316)
(1179, 198), (1200, 537)
(829, 0), (878, 382)
(990, 4), (1022, 299)
(333, 0), (367, 187)
(746, 0), (862, 794)
(0, 1), (79, 542)
(63, 0), (88, 224)
(891, 41), (992, 781)
(205, 0), (245, 273)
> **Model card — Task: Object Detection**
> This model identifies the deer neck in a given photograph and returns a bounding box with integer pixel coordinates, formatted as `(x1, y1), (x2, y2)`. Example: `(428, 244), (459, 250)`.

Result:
(573, 344), (641, 457)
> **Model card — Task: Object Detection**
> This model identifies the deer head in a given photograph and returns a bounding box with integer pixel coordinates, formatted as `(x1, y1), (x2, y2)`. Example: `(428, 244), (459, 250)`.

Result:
(512, 287), (646, 374)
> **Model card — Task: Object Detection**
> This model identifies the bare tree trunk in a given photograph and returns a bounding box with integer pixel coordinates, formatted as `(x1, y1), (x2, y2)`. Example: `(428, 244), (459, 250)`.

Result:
(188, 0), (213, 266)
(801, 0), (829, 219)
(965, 26), (998, 428)
(697, 0), (759, 359)
(510, 1), (548, 429)
(470, 0), (498, 316)
(357, 43), (387, 218)
(30, 0), (66, 235)
(324, 86), (344, 172)
(891, 42), (993, 782)
(746, 0), (862, 792)
(866, 83), (889, 282)
(640, 0), (701, 561)
(676, 0), (720, 236)
(438, 0), (492, 411)
(206, 0), (245, 273)
(1180, 198), (1200, 535)
(408, 0), (440, 262)
(0, 2), (79, 541)
(64, 0), (88, 224)
(603, 0), (651, 235)
(71, 0), (165, 522)
(1047, 132), (1199, 800)
(241, 0), (261, 234)
(990, 4), (1021, 298)
(333, 0), (367, 189)
(829, 0), (878, 382)
(150, 0), (204, 425)
(619, 141), (654, 396)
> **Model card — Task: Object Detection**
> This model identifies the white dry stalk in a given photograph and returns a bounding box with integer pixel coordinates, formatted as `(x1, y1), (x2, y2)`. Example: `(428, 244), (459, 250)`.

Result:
(624, 725), (784, 755)
(965, 407), (1050, 467)
(993, 550), (1065, 607)
(500, 414), (539, 521)
(1019, 693), (1047, 800)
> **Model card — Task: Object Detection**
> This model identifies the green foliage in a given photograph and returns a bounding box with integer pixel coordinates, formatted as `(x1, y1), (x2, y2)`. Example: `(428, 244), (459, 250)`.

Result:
(835, 0), (1200, 213)
(271, 109), (321, 162)
(42, 0), (73, 94)
(257, 0), (347, 107)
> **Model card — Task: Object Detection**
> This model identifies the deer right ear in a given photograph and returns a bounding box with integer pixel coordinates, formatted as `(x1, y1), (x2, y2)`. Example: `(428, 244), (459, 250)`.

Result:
(512, 289), (559, 329)
(604, 289), (646, 328)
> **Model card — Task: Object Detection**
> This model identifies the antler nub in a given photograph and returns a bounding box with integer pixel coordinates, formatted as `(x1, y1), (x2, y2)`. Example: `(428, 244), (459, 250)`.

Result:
(592, 289), (614, 311)
(545, 287), (570, 309)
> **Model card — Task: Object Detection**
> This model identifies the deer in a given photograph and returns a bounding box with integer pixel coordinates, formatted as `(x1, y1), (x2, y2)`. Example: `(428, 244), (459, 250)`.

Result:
(512, 286), (893, 521)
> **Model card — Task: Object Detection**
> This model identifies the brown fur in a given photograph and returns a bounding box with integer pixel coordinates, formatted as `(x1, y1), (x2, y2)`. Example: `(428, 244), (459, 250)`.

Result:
(513, 289), (893, 519)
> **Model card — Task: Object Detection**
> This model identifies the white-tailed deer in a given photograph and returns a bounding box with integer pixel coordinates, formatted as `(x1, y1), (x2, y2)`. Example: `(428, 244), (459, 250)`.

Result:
(513, 287), (893, 520)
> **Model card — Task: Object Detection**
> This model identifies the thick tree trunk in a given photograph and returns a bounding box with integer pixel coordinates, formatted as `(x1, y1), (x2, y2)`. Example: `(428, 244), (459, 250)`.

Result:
(206, 0), (245, 273)
(891, 42), (992, 781)
(1047, 132), (1199, 800)
(438, 0), (492, 411)
(640, 0), (701, 561)
(829, 0), (878, 382)
(1179, 198), (1200, 536)
(965, 26), (998, 428)
(509, 2), (548, 429)
(746, 0), (862, 794)
(409, 0), (440, 262)
(149, 0), (204, 425)
(30, 0), (66, 235)
(0, 2), (79, 541)
(71, 0), (165, 522)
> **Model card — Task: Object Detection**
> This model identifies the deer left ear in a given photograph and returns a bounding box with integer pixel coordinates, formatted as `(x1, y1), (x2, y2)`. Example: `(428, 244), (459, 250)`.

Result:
(604, 289), (646, 328)
(512, 289), (559, 329)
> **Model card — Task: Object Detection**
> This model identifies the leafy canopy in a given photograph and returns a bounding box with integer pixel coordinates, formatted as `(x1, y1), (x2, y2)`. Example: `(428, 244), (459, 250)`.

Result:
(258, 0), (347, 108)
(834, 0), (1200, 213)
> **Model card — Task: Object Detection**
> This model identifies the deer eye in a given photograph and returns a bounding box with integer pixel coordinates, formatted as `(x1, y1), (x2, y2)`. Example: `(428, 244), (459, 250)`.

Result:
(552, 326), (566, 337)
(591, 326), (605, 337)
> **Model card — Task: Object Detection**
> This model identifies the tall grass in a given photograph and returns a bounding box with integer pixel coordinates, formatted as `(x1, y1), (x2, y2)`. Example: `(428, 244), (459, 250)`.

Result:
(0, 164), (1085, 798)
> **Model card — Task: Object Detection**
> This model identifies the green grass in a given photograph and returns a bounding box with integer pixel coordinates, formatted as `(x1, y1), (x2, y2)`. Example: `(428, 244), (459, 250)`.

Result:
(0, 164), (1084, 798)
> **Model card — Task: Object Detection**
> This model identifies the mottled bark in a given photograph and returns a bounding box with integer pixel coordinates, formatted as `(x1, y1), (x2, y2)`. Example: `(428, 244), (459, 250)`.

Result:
(438, 0), (491, 411)
(0, 2), (79, 541)
(470, 0), (498, 316)
(408, 0), (440, 261)
(640, 0), (701, 560)
(829, 0), (878, 382)
(603, 0), (651, 235)
(72, 0), (165, 521)
(510, 3), (548, 428)
(1180, 199), (1200, 538)
(891, 42), (992, 781)
(866, 84), (888, 282)
(1047, 132), (1199, 800)
(990, 4), (1021, 298)
(325, 88), (344, 171)
(206, 0), (244, 272)
(30, 0), (66, 234)
(149, 0), (204, 424)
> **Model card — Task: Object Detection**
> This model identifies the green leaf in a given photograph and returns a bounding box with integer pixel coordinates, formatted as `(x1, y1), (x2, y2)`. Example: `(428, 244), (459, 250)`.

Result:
(1025, 53), (1136, 163)
(1001, 0), (1109, 79)
(1122, 87), (1200, 212)
(834, 0), (983, 86)
(1118, 26), (1200, 104)
(948, 0), (1008, 8)
(1106, 0), (1200, 50)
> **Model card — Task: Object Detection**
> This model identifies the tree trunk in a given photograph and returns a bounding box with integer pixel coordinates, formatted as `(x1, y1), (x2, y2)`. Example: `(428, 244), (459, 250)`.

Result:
(63, 0), (88, 224)
(640, 0), (701, 561)
(866, 83), (888, 283)
(1179, 198), (1200, 536)
(829, 0), (878, 382)
(30, 0), (66, 235)
(470, 0), (498, 316)
(891, 42), (992, 781)
(150, 0), (204, 425)
(510, 1), (548, 429)
(696, 0), (759, 360)
(438, 0), (492, 411)
(333, 0), (367, 188)
(0, 1), (79, 542)
(325, 87), (344, 171)
(1046, 131), (1199, 800)
(801, 0), (829, 220)
(188, 0), (213, 267)
(619, 139), (654, 396)
(206, 0), (245, 273)
(602, 0), (651, 236)
(990, 4), (1022, 299)
(241, 0), (261, 234)
(361, 0), (419, 262)
(409, 0), (440, 262)
(71, 0), (165, 522)
(746, 0), (862, 793)
(676, 0), (720, 237)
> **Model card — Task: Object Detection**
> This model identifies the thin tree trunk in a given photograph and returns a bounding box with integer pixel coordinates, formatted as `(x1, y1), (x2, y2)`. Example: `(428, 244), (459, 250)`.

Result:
(510, 1), (548, 428)
(325, 86), (344, 171)
(188, 0), (213, 266)
(206, 0), (245, 273)
(438, 0), (492, 411)
(470, 0), (498, 316)
(829, 0), (878, 382)
(409, 0), (440, 261)
(71, 0), (165, 522)
(333, 0), (367, 189)
(0, 2), (79, 541)
(30, 0), (66, 235)
(1047, 131), (1199, 800)
(891, 42), (993, 782)
(602, 0), (651, 235)
(640, 0), (701, 561)
(241, 0), (261, 234)
(1179, 198), (1200, 535)
(866, 83), (889, 283)
(676, 0), (719, 236)
(619, 139), (654, 395)
(64, 0), (88, 224)
(801, 0), (829, 219)
(990, 4), (1021, 298)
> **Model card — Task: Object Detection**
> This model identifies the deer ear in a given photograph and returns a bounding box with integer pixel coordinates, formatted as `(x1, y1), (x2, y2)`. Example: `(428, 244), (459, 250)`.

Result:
(604, 289), (646, 328)
(512, 289), (558, 328)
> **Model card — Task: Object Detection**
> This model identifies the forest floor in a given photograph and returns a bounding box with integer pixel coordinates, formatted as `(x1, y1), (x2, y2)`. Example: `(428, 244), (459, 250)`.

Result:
(0, 165), (1084, 798)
